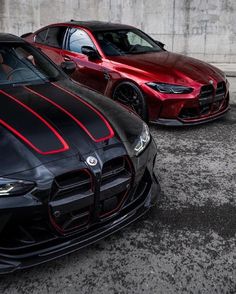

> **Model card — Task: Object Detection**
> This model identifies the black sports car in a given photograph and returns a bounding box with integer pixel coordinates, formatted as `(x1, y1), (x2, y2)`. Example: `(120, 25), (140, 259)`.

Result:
(0, 34), (159, 274)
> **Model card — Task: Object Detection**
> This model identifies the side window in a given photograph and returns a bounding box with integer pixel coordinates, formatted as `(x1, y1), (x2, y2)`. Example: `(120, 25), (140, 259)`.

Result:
(127, 31), (152, 48)
(67, 28), (95, 53)
(36, 27), (67, 48)
(35, 29), (48, 44)
(45, 27), (67, 48)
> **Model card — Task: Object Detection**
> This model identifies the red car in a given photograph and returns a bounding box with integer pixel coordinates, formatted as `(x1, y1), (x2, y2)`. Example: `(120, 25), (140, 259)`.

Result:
(23, 21), (230, 125)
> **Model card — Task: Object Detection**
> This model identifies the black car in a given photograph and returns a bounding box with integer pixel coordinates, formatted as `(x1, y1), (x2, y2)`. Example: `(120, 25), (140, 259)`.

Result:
(0, 34), (159, 274)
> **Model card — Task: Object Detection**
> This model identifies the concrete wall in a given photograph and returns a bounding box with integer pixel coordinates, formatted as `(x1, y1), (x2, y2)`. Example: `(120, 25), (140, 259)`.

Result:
(0, 0), (235, 62)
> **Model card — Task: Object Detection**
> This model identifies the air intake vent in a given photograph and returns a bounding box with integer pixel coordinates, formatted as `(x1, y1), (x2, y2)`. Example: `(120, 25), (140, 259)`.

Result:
(49, 157), (133, 234)
(51, 169), (92, 201)
(215, 82), (226, 102)
(50, 169), (93, 233)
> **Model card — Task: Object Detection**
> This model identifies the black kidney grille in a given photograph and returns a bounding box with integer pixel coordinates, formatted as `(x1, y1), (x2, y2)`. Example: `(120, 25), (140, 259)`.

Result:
(199, 85), (214, 106)
(179, 82), (227, 120)
(99, 157), (133, 217)
(49, 157), (133, 233)
(213, 82), (226, 111)
(50, 169), (93, 233)
(51, 169), (92, 201)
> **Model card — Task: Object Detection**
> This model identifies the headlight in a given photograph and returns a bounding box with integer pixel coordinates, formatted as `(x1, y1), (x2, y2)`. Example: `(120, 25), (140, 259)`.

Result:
(147, 82), (193, 94)
(0, 178), (35, 196)
(134, 123), (151, 156)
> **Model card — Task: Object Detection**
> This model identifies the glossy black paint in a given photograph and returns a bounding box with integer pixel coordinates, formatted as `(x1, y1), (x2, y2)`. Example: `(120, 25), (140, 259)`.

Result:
(68, 20), (134, 31)
(0, 36), (159, 273)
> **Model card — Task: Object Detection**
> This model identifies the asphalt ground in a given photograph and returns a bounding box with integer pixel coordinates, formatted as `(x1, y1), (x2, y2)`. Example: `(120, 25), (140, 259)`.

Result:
(0, 78), (235, 294)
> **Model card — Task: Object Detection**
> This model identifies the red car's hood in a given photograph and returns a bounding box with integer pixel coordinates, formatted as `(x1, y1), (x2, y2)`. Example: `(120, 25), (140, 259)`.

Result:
(109, 51), (224, 85)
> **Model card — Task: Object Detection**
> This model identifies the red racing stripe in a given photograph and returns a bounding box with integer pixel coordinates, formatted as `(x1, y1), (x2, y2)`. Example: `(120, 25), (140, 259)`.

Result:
(52, 83), (114, 142)
(0, 90), (69, 155)
(25, 86), (111, 143)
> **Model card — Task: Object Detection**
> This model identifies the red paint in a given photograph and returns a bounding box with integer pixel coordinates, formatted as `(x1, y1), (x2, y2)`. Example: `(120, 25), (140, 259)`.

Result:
(0, 90), (69, 155)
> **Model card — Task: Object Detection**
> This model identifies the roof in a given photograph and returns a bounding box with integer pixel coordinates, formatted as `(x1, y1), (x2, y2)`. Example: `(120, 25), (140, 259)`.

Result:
(64, 20), (134, 31)
(0, 33), (24, 42)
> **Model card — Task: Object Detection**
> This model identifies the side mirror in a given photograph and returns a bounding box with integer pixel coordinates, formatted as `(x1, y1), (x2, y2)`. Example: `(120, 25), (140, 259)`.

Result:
(155, 40), (165, 50)
(81, 46), (100, 60)
(61, 61), (76, 75)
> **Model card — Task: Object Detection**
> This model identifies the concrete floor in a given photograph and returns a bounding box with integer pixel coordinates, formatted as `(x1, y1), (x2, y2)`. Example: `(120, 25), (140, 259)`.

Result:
(0, 79), (235, 294)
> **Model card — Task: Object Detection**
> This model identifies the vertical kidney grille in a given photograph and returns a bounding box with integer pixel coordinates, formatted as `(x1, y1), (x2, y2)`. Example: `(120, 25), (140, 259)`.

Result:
(49, 157), (133, 234)
(199, 85), (214, 115)
(49, 169), (93, 233)
(100, 157), (133, 217)
(179, 82), (227, 120)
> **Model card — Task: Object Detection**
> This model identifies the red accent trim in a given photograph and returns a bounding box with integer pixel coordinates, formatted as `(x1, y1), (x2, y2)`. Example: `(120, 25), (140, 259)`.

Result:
(26, 86), (109, 143)
(0, 90), (69, 155)
(51, 83), (114, 142)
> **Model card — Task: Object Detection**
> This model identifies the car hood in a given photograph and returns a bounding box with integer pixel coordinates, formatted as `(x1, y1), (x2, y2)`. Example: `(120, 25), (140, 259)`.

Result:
(109, 51), (225, 85)
(0, 80), (144, 176)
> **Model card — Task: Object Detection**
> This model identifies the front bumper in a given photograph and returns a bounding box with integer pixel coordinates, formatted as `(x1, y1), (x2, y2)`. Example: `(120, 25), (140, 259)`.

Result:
(0, 141), (159, 274)
(152, 104), (230, 126)
(145, 80), (230, 125)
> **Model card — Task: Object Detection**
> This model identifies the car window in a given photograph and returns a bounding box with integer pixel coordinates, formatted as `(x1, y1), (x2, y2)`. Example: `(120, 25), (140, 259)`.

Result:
(67, 28), (95, 53)
(127, 31), (152, 48)
(36, 27), (67, 48)
(95, 29), (162, 56)
(35, 29), (48, 44)
(0, 43), (64, 87)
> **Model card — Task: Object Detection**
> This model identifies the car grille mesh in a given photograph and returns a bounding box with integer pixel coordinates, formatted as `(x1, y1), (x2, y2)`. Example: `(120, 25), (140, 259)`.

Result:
(179, 81), (227, 120)
(100, 157), (133, 217)
(49, 156), (133, 233)
(51, 170), (92, 201)
(0, 167), (152, 254)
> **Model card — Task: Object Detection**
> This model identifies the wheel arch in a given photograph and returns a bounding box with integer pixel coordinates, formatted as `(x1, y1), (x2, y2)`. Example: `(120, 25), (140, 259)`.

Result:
(111, 78), (149, 122)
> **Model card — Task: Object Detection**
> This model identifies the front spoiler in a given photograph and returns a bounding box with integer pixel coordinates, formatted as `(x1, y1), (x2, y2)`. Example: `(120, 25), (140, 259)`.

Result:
(151, 106), (230, 126)
(0, 174), (160, 275)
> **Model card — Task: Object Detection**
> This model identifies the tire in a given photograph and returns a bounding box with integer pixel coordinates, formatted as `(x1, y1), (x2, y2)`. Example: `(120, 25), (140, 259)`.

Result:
(112, 81), (148, 122)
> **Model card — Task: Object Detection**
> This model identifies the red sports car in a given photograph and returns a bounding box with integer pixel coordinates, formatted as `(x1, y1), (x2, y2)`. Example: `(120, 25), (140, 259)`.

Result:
(23, 21), (230, 125)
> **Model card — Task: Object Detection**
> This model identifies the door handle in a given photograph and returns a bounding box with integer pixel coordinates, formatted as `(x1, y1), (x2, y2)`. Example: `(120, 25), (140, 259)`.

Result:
(62, 55), (71, 62)
(103, 71), (110, 80)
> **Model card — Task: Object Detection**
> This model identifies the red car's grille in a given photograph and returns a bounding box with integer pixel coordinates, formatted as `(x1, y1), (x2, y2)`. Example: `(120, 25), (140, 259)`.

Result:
(179, 82), (227, 120)
(49, 156), (133, 234)
(199, 85), (214, 115)
(213, 81), (227, 111)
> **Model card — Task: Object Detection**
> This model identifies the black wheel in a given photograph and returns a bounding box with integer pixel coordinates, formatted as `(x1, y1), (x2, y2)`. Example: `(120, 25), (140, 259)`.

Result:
(113, 82), (148, 121)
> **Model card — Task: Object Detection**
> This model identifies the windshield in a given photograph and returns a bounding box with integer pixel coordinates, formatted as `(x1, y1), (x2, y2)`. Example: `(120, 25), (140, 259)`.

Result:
(95, 29), (163, 56)
(0, 43), (64, 88)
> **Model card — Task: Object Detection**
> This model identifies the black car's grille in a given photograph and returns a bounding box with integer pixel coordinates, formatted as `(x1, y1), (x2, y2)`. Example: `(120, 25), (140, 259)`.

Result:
(179, 82), (227, 120)
(49, 156), (133, 234)
(50, 169), (93, 233)
(100, 157), (132, 217)
(0, 168), (152, 255)
(51, 170), (92, 201)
